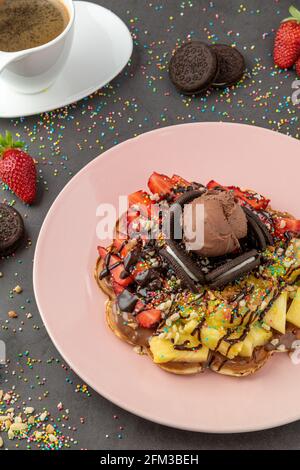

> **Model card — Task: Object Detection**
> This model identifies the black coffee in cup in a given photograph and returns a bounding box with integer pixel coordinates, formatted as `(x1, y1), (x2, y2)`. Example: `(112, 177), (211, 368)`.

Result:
(0, 0), (70, 52)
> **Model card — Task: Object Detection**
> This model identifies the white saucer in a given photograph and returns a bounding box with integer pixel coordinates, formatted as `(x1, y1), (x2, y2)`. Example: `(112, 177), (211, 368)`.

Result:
(0, 1), (133, 119)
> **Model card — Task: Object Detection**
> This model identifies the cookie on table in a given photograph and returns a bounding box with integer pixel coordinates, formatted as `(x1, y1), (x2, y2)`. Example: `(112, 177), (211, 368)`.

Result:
(210, 44), (246, 87)
(0, 204), (25, 256)
(169, 41), (218, 95)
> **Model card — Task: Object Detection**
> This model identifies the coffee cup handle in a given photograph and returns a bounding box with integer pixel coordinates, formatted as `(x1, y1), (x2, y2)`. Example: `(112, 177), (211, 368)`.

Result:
(0, 51), (23, 74)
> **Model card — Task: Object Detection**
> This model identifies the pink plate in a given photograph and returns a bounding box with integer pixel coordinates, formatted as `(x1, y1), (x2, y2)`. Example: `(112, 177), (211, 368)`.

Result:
(33, 123), (300, 433)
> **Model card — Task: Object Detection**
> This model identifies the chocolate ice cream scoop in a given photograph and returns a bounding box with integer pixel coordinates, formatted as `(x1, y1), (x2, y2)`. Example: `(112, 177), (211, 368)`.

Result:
(183, 190), (248, 257)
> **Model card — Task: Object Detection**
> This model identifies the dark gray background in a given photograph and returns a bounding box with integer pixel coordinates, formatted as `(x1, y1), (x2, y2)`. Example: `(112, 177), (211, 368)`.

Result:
(1, 0), (300, 450)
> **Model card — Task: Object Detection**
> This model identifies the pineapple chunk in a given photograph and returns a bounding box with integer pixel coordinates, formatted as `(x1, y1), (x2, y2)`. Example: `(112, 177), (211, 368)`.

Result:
(287, 268), (300, 284)
(201, 326), (243, 359)
(239, 322), (272, 357)
(287, 287), (300, 328)
(286, 239), (300, 282)
(183, 319), (199, 334)
(201, 326), (225, 351)
(239, 338), (253, 358)
(264, 291), (287, 334)
(206, 303), (242, 329)
(149, 337), (209, 364)
(218, 339), (243, 360)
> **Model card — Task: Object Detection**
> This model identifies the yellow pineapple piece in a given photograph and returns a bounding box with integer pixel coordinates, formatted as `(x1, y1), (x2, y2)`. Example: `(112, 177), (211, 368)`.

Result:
(288, 287), (298, 300)
(218, 338), (244, 360)
(201, 326), (225, 351)
(239, 338), (253, 358)
(287, 287), (300, 328)
(183, 319), (198, 334)
(245, 275), (271, 310)
(149, 337), (209, 364)
(264, 291), (287, 334)
(201, 326), (243, 359)
(288, 268), (300, 284)
(239, 322), (272, 357)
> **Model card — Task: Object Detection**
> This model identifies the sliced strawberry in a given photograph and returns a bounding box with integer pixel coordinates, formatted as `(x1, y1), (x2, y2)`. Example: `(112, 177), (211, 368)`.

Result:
(111, 280), (125, 296)
(113, 237), (131, 257)
(121, 209), (144, 239)
(134, 299), (146, 314)
(131, 260), (149, 279)
(206, 180), (270, 211)
(111, 261), (133, 287)
(128, 190), (152, 215)
(97, 246), (108, 259)
(274, 218), (300, 234)
(136, 309), (161, 328)
(228, 186), (270, 211)
(148, 172), (174, 197)
(126, 208), (140, 226)
(97, 246), (133, 287)
(127, 214), (151, 241)
(171, 174), (191, 187)
(206, 180), (224, 191)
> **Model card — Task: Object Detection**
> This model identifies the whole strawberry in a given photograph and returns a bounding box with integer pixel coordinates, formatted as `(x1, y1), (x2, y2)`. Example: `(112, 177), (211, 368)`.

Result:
(0, 131), (36, 204)
(274, 5), (300, 69)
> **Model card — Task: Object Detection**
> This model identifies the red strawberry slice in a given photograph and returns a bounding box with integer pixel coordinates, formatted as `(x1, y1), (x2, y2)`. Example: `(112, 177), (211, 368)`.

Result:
(136, 309), (161, 328)
(127, 208), (140, 225)
(148, 172), (174, 197)
(127, 214), (151, 240)
(113, 238), (130, 257)
(127, 190), (152, 233)
(274, 6), (300, 69)
(171, 174), (191, 187)
(131, 260), (149, 280)
(128, 190), (152, 215)
(97, 246), (108, 259)
(206, 180), (223, 191)
(227, 186), (270, 211)
(274, 218), (300, 234)
(207, 180), (270, 211)
(97, 246), (133, 287)
(134, 299), (147, 314)
(111, 280), (125, 296)
(117, 209), (144, 239)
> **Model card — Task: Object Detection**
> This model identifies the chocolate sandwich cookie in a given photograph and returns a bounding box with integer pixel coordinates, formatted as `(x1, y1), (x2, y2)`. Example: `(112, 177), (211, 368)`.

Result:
(210, 44), (245, 87)
(169, 41), (218, 95)
(166, 189), (206, 240)
(163, 239), (205, 283)
(206, 250), (261, 289)
(243, 206), (274, 247)
(246, 216), (267, 251)
(0, 204), (25, 256)
(160, 247), (198, 293)
(163, 189), (206, 285)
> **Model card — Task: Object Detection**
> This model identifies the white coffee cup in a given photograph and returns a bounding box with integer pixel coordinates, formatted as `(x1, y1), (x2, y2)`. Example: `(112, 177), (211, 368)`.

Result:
(0, 0), (75, 94)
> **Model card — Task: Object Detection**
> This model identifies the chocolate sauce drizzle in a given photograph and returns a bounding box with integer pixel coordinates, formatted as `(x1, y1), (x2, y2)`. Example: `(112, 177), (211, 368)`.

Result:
(174, 340), (203, 351)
